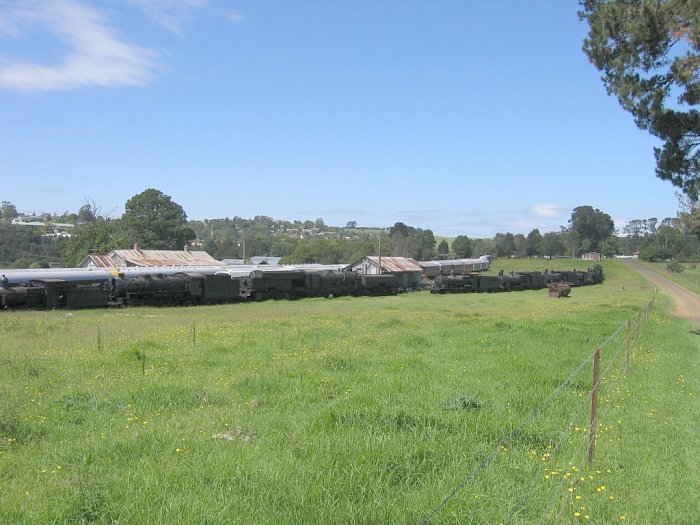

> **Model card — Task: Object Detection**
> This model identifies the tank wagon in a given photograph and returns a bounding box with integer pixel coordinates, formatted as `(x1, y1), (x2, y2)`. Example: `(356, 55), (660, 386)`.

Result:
(430, 265), (603, 294)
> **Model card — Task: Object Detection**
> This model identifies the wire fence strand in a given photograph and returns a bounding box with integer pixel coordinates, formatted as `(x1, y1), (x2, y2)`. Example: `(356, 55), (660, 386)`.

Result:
(421, 297), (655, 524)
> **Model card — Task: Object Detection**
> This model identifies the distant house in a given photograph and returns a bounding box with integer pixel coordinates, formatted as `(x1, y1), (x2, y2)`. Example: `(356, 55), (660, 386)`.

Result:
(581, 252), (602, 262)
(79, 245), (224, 268)
(349, 256), (423, 290)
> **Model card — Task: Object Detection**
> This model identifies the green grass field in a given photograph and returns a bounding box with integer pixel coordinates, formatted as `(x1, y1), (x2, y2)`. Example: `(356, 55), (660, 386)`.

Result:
(1, 260), (698, 524)
(632, 260), (700, 295)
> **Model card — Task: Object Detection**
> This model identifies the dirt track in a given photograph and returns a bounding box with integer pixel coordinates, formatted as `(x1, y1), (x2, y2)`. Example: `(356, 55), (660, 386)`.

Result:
(620, 259), (700, 325)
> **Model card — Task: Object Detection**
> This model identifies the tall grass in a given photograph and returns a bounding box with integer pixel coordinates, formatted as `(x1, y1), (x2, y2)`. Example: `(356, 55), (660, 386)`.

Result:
(632, 260), (700, 294)
(0, 260), (697, 524)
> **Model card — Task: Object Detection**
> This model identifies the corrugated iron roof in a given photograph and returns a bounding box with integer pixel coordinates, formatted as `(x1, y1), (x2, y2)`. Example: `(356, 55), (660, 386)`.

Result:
(364, 256), (422, 273)
(110, 250), (225, 267)
(81, 255), (121, 268)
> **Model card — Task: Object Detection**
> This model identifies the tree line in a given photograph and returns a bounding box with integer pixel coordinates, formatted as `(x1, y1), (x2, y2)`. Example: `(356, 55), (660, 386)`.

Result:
(1, 191), (698, 269)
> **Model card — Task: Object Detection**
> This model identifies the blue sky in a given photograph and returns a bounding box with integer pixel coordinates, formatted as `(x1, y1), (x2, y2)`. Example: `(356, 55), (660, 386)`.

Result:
(0, 0), (682, 238)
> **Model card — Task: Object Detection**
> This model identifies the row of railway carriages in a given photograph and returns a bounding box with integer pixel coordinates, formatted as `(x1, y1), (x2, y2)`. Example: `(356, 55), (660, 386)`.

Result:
(0, 266), (408, 309)
(429, 266), (604, 294)
(0, 256), (603, 310)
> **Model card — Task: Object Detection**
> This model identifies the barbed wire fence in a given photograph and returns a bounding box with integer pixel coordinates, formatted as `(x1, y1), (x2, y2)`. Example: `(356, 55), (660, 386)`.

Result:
(421, 293), (656, 525)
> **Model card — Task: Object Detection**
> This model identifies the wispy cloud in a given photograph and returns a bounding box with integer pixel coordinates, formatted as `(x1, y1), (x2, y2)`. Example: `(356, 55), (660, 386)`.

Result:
(222, 9), (245, 24)
(128, 0), (244, 34)
(407, 205), (571, 237)
(129, 0), (208, 35)
(529, 203), (567, 219)
(0, 0), (160, 91)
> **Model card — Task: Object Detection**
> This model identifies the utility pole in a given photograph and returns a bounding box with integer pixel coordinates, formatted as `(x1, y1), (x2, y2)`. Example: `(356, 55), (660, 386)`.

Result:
(238, 239), (246, 264)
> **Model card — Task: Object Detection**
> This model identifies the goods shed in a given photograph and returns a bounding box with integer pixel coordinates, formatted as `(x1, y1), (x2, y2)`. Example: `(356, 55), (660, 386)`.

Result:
(80, 245), (224, 268)
(350, 256), (422, 290)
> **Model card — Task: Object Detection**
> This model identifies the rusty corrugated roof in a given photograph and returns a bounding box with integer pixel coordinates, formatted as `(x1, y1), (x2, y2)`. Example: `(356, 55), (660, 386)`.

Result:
(110, 250), (225, 267)
(81, 255), (121, 268)
(364, 256), (422, 273)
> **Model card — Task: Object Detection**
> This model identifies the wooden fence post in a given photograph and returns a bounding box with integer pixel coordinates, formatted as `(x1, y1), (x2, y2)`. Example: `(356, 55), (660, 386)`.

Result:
(588, 348), (601, 464)
(625, 320), (631, 372)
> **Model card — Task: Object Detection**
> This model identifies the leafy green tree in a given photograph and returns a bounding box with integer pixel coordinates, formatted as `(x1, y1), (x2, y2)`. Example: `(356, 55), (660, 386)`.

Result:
(387, 222), (435, 260)
(77, 204), (97, 223)
(437, 239), (450, 255)
(472, 238), (496, 258)
(451, 235), (473, 258)
(62, 220), (127, 267)
(1, 201), (18, 220)
(600, 236), (621, 257)
(513, 233), (527, 257)
(121, 189), (195, 250)
(580, 0), (700, 198)
(0, 222), (65, 267)
(541, 231), (567, 258)
(641, 242), (672, 261)
(568, 205), (615, 253)
(415, 229), (436, 260)
(525, 229), (542, 257)
(494, 232), (516, 257)
(288, 238), (343, 264)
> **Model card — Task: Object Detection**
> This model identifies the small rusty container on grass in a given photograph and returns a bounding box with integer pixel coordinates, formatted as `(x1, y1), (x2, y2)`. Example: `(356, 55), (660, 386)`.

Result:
(548, 282), (571, 298)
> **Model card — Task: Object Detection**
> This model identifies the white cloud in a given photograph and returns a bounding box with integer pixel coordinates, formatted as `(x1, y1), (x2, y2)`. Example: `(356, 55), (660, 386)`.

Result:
(128, 1), (243, 33)
(129, 0), (208, 35)
(222, 9), (245, 24)
(530, 203), (567, 219)
(0, 0), (160, 90)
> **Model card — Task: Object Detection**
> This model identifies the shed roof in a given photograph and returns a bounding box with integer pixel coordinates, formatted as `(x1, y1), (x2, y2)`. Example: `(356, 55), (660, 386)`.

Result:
(360, 256), (422, 273)
(80, 255), (121, 268)
(110, 249), (225, 267)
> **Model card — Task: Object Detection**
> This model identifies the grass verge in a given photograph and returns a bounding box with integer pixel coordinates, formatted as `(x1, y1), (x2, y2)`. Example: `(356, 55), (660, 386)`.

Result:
(0, 260), (697, 524)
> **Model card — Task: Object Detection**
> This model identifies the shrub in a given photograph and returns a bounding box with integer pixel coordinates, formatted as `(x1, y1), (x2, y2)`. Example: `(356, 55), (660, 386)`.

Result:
(666, 259), (684, 273)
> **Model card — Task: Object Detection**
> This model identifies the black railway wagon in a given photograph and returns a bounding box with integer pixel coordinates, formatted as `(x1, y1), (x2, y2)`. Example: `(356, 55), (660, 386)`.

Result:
(181, 272), (245, 304)
(305, 270), (362, 297)
(115, 274), (192, 306)
(474, 274), (504, 292)
(0, 285), (45, 308)
(247, 270), (308, 300)
(500, 272), (529, 291)
(360, 274), (400, 295)
(40, 279), (111, 309)
(431, 275), (475, 293)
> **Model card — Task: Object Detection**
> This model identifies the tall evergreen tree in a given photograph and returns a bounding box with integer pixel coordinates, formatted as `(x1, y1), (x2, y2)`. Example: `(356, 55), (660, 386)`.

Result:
(580, 0), (700, 197)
